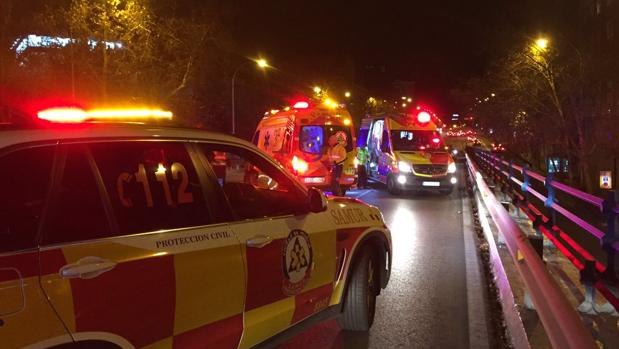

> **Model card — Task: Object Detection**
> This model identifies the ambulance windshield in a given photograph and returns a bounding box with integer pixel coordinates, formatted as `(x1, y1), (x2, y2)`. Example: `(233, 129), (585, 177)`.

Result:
(300, 125), (353, 154)
(391, 130), (442, 151)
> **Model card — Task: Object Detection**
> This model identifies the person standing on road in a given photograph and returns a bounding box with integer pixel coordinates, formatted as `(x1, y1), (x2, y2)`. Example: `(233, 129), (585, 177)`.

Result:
(327, 131), (347, 196)
(356, 145), (369, 189)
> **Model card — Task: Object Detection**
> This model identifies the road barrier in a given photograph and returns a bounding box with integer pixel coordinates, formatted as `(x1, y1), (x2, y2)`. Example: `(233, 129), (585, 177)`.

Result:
(465, 152), (597, 349)
(473, 149), (619, 316)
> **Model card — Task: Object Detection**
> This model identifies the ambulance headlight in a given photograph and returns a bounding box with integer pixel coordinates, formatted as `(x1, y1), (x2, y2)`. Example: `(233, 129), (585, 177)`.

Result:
(398, 161), (412, 173)
(447, 162), (457, 173)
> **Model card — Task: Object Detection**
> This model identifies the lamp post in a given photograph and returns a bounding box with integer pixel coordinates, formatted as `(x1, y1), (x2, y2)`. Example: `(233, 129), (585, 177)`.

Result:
(231, 58), (269, 134)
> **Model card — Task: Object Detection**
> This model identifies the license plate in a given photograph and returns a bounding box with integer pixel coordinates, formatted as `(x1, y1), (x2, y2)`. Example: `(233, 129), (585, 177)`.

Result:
(422, 181), (440, 187)
(303, 177), (326, 184)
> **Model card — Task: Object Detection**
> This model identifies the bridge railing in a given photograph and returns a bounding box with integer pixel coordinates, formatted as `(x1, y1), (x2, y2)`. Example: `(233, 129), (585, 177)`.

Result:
(472, 149), (619, 312)
(465, 152), (596, 348)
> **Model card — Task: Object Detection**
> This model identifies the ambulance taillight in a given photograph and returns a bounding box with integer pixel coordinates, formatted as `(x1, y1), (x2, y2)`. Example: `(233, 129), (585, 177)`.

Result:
(292, 155), (309, 174)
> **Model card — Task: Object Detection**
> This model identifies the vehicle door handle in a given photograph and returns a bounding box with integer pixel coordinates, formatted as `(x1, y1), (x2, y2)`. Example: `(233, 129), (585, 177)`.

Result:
(246, 235), (272, 248)
(59, 256), (117, 279)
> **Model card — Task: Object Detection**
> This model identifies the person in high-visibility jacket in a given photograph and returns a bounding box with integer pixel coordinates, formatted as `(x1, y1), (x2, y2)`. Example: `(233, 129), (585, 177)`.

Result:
(327, 131), (347, 196)
(356, 145), (369, 188)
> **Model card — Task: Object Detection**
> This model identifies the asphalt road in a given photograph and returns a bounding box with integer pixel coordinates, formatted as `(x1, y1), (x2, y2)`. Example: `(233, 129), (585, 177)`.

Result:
(276, 173), (486, 349)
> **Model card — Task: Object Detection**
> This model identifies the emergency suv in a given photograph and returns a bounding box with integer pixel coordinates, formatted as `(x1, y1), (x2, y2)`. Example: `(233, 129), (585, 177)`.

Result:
(0, 107), (391, 349)
(358, 109), (457, 195)
(253, 101), (357, 195)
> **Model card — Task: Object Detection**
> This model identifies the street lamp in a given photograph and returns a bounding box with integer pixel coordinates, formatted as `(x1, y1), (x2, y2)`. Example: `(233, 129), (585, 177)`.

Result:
(231, 58), (270, 134)
(535, 37), (549, 50)
(256, 59), (269, 69)
(345, 91), (351, 98)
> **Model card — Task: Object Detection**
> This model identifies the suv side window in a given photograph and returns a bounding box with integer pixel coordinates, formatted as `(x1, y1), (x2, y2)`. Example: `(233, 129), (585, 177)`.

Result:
(91, 141), (211, 234)
(200, 144), (307, 220)
(43, 145), (111, 245)
(0, 146), (54, 252)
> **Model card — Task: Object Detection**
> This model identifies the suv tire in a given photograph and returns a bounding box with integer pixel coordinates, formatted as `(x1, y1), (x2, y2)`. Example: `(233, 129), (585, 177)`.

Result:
(337, 246), (378, 331)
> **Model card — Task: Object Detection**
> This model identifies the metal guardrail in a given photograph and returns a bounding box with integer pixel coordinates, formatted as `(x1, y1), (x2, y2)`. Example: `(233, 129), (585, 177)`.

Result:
(466, 153), (597, 349)
(473, 149), (619, 313)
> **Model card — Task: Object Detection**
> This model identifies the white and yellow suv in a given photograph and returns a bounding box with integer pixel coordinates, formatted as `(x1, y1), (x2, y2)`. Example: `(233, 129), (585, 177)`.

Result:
(0, 107), (392, 349)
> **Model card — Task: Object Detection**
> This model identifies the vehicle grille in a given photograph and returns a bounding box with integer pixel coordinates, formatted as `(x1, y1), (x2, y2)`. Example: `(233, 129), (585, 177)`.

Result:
(413, 164), (447, 176)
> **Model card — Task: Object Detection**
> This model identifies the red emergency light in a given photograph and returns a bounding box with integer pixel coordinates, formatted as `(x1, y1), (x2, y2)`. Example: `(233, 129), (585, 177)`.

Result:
(37, 107), (173, 123)
(417, 111), (431, 124)
(293, 101), (309, 109)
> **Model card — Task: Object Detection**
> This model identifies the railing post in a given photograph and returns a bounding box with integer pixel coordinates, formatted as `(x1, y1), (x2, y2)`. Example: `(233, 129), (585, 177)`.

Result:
(578, 259), (598, 315)
(601, 191), (618, 284)
(495, 154), (502, 184)
(521, 164), (530, 213)
(545, 172), (557, 229)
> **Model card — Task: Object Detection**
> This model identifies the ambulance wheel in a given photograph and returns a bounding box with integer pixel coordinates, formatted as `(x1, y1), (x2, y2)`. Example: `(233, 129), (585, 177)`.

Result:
(338, 246), (378, 331)
(387, 175), (401, 195)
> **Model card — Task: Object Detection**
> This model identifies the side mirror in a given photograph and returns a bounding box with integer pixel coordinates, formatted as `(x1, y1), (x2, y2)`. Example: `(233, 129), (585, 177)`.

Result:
(308, 187), (328, 213)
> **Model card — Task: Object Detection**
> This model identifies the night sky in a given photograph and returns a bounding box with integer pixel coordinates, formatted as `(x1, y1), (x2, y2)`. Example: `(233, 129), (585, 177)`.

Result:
(229, 0), (540, 114)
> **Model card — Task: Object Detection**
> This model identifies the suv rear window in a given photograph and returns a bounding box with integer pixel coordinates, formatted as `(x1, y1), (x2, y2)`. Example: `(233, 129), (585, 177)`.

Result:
(0, 146), (54, 252)
(43, 145), (111, 245)
(91, 142), (211, 235)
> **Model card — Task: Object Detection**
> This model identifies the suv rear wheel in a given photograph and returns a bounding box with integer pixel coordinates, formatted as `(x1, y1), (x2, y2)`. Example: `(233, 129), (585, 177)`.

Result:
(337, 246), (378, 331)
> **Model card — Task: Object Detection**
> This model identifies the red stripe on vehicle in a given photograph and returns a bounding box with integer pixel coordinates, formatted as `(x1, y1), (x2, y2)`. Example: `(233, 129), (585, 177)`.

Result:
(0, 250), (39, 281)
(291, 283), (334, 324)
(244, 238), (286, 310)
(0, 249), (65, 282)
(39, 249), (68, 275)
(71, 254), (175, 348)
(172, 313), (243, 349)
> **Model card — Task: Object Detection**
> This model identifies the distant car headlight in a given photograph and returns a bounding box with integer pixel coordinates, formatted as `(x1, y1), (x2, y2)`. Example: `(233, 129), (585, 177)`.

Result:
(398, 161), (412, 172)
(452, 149), (458, 155)
(448, 162), (457, 173)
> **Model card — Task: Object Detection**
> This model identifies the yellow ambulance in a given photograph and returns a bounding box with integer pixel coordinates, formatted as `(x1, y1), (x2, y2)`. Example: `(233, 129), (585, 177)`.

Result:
(358, 109), (457, 195)
(253, 101), (357, 195)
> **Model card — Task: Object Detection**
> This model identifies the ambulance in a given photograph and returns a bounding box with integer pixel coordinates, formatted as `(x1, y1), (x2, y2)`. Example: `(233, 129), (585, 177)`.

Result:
(0, 105), (391, 349)
(358, 109), (457, 195)
(253, 101), (357, 195)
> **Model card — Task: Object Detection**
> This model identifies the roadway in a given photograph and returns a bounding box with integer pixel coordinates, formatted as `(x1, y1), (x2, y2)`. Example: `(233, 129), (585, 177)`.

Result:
(275, 168), (494, 348)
